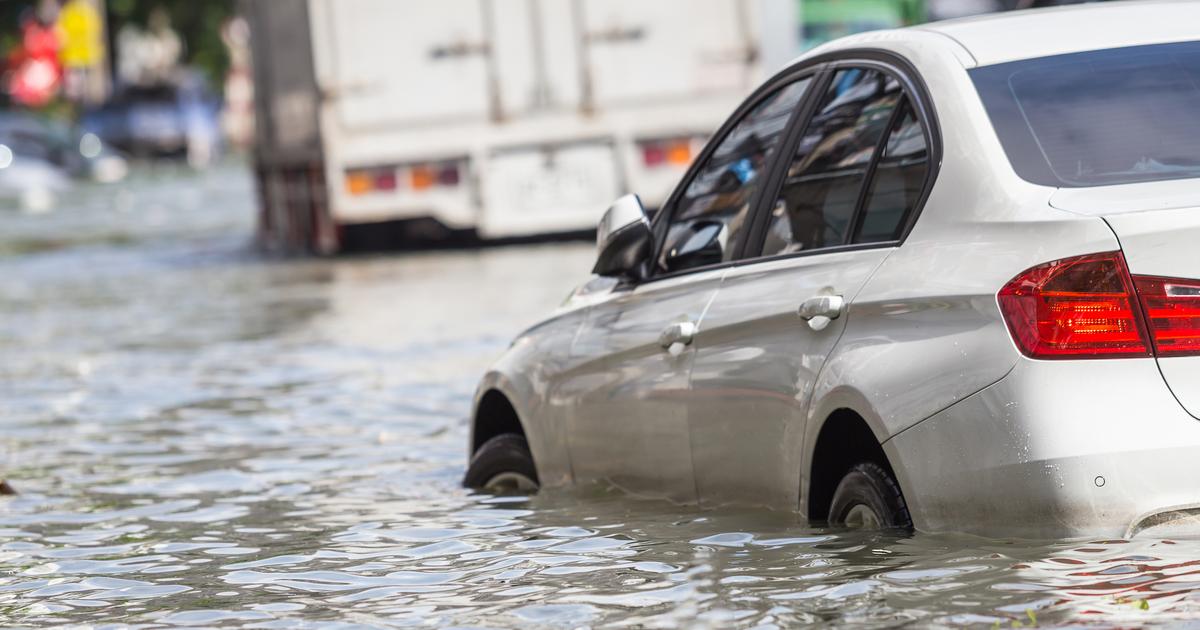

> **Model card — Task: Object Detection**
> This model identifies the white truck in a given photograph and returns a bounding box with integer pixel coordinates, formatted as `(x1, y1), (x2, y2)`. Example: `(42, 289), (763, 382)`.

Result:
(244, 0), (799, 253)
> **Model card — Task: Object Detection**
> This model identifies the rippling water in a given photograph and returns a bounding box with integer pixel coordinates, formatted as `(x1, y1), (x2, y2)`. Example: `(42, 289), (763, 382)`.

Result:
(2, 164), (1200, 627)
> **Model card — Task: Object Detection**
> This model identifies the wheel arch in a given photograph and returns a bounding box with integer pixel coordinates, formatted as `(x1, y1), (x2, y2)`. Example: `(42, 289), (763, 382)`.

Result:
(803, 388), (907, 523)
(471, 388), (527, 454)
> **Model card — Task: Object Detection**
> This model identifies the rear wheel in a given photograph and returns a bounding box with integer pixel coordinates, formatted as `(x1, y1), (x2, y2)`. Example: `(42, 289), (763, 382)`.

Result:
(463, 434), (539, 493)
(828, 462), (911, 530)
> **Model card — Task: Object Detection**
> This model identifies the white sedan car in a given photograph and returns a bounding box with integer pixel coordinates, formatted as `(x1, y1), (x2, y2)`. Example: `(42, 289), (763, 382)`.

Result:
(464, 2), (1200, 539)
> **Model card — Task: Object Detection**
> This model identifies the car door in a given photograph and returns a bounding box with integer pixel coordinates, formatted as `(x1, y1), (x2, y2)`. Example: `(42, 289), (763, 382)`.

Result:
(687, 62), (936, 509)
(563, 75), (815, 502)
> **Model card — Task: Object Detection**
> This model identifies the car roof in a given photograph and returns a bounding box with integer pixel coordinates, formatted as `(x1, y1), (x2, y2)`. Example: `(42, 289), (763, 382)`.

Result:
(915, 0), (1200, 66)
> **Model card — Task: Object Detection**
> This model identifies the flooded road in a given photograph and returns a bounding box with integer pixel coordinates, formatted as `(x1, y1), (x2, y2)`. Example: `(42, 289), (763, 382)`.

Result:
(1, 164), (1199, 628)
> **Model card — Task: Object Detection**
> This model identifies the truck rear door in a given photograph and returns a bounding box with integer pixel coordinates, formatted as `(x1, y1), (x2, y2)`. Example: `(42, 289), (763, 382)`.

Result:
(317, 0), (492, 130)
(579, 0), (756, 108)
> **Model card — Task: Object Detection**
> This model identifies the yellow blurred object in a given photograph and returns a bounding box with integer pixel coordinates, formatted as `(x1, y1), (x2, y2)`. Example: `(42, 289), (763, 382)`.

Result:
(345, 171), (372, 195)
(58, 0), (104, 68)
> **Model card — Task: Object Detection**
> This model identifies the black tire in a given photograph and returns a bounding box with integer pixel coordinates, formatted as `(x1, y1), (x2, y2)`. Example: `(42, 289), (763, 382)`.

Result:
(462, 433), (540, 492)
(828, 462), (911, 530)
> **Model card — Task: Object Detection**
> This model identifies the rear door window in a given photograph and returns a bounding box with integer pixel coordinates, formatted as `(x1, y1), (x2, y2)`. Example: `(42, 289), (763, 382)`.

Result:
(855, 102), (929, 243)
(760, 68), (902, 257)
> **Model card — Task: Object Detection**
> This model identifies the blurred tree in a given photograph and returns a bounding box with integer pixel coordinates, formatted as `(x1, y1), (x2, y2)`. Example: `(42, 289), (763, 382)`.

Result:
(106, 0), (235, 87)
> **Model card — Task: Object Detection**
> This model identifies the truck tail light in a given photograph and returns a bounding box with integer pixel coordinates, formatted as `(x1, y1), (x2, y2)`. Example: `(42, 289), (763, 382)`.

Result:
(998, 251), (1151, 359)
(1133, 276), (1200, 357)
(345, 170), (372, 195)
(410, 162), (460, 190)
(410, 165), (436, 190)
(346, 160), (462, 196)
(639, 137), (700, 168)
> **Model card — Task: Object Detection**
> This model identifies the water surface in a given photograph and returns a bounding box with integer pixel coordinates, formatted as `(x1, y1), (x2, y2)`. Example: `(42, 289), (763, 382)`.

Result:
(1, 164), (1198, 627)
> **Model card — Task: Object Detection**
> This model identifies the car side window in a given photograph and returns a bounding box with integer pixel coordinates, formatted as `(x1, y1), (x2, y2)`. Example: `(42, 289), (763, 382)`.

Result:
(760, 68), (902, 257)
(655, 78), (811, 275)
(855, 102), (929, 243)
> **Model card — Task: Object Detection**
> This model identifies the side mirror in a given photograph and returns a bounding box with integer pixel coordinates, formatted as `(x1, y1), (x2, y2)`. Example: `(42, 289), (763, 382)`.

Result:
(593, 194), (652, 279)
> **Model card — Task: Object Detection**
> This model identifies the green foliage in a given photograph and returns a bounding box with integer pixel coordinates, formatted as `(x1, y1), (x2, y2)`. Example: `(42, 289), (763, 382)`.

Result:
(106, 0), (237, 86)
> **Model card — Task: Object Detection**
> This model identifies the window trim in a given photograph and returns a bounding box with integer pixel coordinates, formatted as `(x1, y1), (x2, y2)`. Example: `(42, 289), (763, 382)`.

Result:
(739, 50), (942, 267)
(847, 98), (909, 244)
(631, 48), (942, 287)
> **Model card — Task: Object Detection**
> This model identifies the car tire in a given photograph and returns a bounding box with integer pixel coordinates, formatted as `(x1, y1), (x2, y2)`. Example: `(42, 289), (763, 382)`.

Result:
(828, 462), (911, 530)
(462, 433), (540, 493)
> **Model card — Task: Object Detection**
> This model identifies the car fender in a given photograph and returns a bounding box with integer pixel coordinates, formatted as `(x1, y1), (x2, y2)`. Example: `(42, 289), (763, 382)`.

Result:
(470, 306), (587, 488)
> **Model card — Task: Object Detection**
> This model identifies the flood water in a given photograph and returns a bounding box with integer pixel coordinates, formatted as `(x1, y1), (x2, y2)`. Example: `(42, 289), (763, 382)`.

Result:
(2, 164), (1200, 628)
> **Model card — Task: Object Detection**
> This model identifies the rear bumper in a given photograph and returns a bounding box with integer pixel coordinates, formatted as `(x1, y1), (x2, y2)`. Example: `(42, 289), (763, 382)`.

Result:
(886, 357), (1200, 538)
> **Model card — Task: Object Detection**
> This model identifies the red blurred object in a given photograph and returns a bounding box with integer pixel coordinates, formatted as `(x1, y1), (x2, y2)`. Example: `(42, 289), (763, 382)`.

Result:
(998, 251), (1151, 359)
(373, 170), (398, 191)
(437, 163), (460, 186)
(8, 16), (63, 107)
(1133, 275), (1200, 357)
(642, 143), (665, 166)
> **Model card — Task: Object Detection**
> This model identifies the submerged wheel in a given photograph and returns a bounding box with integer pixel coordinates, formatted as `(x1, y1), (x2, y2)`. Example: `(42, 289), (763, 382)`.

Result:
(463, 433), (539, 493)
(828, 462), (911, 530)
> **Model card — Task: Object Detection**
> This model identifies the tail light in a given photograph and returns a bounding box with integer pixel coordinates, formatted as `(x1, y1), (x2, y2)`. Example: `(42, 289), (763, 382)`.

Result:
(998, 252), (1150, 359)
(345, 160), (462, 196)
(407, 161), (459, 191)
(410, 165), (435, 190)
(345, 167), (399, 195)
(998, 251), (1200, 359)
(639, 137), (701, 168)
(1133, 276), (1200, 356)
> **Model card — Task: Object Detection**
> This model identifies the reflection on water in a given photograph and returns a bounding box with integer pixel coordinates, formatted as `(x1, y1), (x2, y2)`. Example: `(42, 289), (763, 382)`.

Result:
(1, 163), (1200, 627)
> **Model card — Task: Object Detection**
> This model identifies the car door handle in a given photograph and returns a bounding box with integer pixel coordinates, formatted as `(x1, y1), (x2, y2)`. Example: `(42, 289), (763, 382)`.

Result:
(658, 320), (698, 350)
(798, 295), (844, 329)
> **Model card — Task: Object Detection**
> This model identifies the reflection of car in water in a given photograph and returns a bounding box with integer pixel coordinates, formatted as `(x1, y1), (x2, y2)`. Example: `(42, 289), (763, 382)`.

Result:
(80, 75), (221, 166)
(0, 113), (128, 184)
(464, 3), (1200, 539)
(0, 113), (128, 209)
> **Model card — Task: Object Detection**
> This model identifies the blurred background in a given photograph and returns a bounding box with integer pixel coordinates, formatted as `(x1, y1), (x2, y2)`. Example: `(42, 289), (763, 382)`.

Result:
(0, 0), (1104, 250)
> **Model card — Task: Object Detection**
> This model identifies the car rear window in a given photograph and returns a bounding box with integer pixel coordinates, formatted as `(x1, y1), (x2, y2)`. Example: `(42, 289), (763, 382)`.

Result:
(971, 41), (1200, 187)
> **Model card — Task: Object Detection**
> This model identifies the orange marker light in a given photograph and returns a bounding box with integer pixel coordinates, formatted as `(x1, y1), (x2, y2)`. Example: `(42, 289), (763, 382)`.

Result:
(410, 166), (436, 190)
(666, 141), (692, 165)
(346, 171), (372, 195)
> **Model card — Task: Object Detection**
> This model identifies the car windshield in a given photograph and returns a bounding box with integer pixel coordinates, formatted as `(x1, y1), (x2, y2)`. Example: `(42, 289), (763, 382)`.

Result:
(971, 41), (1200, 187)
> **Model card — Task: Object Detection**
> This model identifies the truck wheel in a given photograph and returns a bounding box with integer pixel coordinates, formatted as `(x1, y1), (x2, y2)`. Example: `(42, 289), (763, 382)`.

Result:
(463, 434), (539, 493)
(828, 462), (911, 530)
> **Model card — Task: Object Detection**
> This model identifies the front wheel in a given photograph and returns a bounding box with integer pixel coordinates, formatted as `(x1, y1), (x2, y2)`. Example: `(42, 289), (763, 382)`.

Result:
(828, 462), (911, 530)
(462, 433), (539, 493)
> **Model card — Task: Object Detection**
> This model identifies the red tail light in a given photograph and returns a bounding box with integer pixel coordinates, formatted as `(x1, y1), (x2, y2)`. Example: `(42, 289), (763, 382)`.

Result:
(998, 252), (1151, 359)
(639, 137), (699, 168)
(1133, 276), (1200, 356)
(642, 144), (666, 167)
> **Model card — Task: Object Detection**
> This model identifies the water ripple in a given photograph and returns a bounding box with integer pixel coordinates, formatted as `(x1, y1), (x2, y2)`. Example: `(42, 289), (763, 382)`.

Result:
(3, 166), (1200, 626)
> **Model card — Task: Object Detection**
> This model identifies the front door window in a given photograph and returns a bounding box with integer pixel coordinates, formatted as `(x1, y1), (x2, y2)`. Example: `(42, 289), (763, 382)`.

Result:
(655, 78), (811, 274)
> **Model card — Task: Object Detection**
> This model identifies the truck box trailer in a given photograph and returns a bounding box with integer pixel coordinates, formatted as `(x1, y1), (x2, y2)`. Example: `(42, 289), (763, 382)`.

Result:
(243, 0), (798, 254)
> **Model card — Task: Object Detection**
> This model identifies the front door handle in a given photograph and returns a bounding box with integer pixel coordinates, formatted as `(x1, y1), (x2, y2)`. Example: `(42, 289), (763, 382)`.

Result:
(798, 295), (844, 330)
(658, 320), (698, 351)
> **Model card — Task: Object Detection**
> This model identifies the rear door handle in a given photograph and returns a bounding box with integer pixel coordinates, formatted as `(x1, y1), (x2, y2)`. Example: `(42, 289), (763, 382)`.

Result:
(658, 321), (698, 351)
(798, 295), (844, 331)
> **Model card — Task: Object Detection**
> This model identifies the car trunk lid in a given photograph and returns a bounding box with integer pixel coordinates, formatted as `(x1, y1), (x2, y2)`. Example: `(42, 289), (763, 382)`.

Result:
(1053, 181), (1200, 418)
